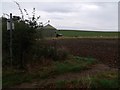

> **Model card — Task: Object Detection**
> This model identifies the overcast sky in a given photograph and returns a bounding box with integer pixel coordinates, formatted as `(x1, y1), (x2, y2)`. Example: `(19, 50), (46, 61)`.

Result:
(1, 0), (119, 31)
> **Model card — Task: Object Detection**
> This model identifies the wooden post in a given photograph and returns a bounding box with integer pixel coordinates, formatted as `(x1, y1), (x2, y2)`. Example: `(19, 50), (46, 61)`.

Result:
(10, 13), (13, 68)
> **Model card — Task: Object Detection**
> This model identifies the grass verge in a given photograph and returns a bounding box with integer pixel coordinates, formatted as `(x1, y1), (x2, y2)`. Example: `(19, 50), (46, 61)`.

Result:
(3, 56), (97, 87)
(51, 71), (118, 88)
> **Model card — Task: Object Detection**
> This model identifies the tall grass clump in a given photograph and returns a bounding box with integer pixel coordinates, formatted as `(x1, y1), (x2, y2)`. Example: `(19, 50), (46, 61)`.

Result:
(52, 47), (69, 61)
(52, 56), (97, 75)
(31, 40), (69, 62)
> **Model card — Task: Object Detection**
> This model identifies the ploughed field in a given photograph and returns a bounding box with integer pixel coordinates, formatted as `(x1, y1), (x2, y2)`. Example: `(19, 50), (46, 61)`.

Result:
(47, 38), (118, 68)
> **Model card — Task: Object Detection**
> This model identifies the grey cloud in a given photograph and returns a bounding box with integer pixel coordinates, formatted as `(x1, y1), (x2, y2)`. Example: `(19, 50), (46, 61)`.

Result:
(36, 2), (75, 13)
(37, 2), (118, 31)
(1, 2), (118, 31)
(16, 2), (75, 13)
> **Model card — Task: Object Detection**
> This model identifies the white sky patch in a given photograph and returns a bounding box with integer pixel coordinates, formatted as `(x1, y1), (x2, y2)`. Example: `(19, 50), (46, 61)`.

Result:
(1, 1), (118, 31)
(1, 0), (120, 2)
(80, 4), (99, 11)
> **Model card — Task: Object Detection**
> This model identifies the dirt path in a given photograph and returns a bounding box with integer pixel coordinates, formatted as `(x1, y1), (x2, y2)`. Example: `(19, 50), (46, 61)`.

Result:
(11, 63), (118, 88)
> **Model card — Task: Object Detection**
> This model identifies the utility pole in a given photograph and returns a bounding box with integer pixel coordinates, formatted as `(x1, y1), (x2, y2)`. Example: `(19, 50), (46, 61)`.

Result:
(10, 13), (13, 68)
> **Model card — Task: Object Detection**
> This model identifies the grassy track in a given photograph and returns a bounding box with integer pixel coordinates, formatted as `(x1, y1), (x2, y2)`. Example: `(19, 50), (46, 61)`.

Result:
(58, 30), (118, 38)
(3, 56), (97, 87)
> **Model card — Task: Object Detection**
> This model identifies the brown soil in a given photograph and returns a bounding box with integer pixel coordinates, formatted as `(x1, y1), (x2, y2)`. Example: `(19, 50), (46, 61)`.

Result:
(48, 38), (119, 67)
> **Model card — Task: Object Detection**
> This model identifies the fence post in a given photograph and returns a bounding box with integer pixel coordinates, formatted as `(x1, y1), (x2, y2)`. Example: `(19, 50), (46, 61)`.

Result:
(10, 13), (13, 68)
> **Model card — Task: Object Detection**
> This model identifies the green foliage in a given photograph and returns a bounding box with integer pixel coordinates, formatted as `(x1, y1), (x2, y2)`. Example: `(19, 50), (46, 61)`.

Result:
(53, 56), (96, 74)
(2, 69), (33, 87)
(55, 80), (66, 88)
(73, 56), (97, 65)
(54, 71), (118, 88)
(2, 17), (36, 68)
(2, 56), (97, 87)
(54, 78), (118, 88)
(2, 17), (10, 65)
(2, 2), (41, 69)
(91, 78), (118, 88)
(4, 55), (118, 88)
(33, 56), (97, 79)
(90, 71), (119, 88)
(13, 21), (35, 68)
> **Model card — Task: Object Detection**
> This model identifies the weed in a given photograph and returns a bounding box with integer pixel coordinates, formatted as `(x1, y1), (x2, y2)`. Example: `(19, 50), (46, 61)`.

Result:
(91, 78), (118, 88)
(56, 80), (66, 88)
(52, 56), (97, 75)
(2, 71), (32, 87)
(3, 56), (97, 87)
(90, 71), (119, 88)
(53, 71), (118, 88)
(32, 42), (69, 61)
